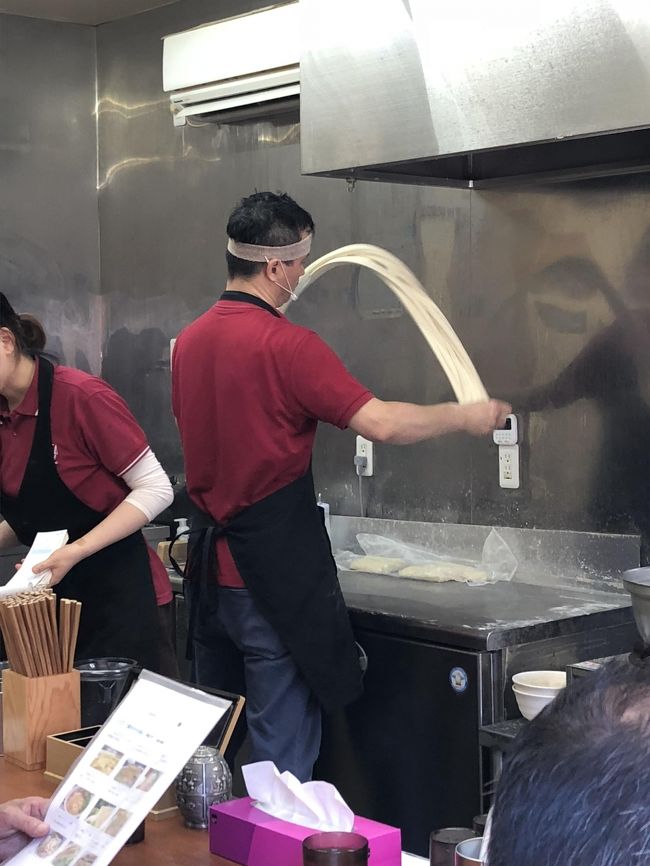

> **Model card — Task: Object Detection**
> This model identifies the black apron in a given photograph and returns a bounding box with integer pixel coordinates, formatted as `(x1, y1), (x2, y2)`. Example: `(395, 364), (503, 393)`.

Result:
(1, 358), (162, 671)
(182, 291), (363, 713)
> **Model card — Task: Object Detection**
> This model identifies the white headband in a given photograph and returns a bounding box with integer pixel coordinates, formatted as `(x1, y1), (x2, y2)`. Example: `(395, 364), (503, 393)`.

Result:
(227, 235), (312, 262)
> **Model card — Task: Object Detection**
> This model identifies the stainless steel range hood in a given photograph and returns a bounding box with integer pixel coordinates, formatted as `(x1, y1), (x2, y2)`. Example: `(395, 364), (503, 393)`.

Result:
(300, 0), (650, 188)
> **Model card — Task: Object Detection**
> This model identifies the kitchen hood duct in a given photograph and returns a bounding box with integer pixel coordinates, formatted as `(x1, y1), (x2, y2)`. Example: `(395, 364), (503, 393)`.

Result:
(300, 0), (650, 187)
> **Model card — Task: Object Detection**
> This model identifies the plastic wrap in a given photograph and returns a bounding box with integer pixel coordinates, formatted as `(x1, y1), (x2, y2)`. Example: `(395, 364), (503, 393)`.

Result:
(335, 529), (517, 585)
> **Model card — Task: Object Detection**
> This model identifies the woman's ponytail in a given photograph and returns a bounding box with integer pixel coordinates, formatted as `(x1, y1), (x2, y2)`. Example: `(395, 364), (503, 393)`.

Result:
(18, 314), (47, 352)
(0, 293), (48, 356)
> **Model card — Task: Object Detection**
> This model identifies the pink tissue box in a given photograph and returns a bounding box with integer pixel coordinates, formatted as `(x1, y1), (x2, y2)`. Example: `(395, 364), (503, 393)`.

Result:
(210, 797), (401, 866)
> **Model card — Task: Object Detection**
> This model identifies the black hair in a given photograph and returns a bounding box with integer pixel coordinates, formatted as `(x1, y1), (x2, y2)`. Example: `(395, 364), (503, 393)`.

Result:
(0, 293), (47, 356)
(225, 191), (315, 279)
(488, 660), (650, 866)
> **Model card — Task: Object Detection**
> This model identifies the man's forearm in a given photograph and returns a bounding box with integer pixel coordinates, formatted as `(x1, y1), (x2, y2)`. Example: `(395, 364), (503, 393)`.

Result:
(349, 397), (511, 444)
(367, 401), (466, 444)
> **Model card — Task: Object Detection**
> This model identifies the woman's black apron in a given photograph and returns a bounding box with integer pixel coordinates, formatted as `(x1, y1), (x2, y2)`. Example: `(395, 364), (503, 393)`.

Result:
(182, 292), (363, 713)
(1, 358), (162, 671)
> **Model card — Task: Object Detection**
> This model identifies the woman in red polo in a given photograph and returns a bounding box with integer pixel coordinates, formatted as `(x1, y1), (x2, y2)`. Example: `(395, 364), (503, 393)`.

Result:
(0, 293), (172, 672)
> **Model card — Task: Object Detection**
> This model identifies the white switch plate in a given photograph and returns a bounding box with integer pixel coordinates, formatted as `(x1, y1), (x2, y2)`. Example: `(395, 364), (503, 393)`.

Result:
(355, 436), (374, 477)
(499, 444), (520, 489)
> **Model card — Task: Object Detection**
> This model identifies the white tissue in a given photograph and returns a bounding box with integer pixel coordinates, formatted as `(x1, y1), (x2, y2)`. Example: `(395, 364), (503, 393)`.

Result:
(242, 761), (354, 832)
(0, 530), (69, 597)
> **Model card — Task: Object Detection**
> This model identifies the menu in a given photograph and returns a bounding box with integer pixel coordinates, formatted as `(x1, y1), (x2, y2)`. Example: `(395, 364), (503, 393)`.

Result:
(7, 670), (232, 866)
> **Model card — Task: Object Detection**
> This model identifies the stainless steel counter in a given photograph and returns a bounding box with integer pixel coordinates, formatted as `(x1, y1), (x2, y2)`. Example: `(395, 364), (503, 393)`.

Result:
(169, 572), (184, 593)
(329, 515), (638, 649)
(340, 570), (633, 650)
(318, 520), (640, 853)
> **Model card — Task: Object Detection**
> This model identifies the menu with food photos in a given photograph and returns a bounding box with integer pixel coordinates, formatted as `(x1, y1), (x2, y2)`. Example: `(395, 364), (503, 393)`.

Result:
(7, 670), (232, 866)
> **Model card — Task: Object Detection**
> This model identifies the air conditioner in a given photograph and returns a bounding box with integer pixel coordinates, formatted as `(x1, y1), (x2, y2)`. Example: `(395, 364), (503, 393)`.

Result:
(162, 3), (300, 128)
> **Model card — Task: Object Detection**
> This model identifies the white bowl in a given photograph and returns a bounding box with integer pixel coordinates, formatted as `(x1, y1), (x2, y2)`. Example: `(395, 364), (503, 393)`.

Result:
(512, 670), (567, 692)
(512, 686), (562, 700)
(512, 687), (556, 720)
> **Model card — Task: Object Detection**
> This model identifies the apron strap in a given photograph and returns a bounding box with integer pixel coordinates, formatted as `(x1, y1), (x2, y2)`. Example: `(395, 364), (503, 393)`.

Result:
(180, 517), (225, 661)
(168, 529), (189, 577)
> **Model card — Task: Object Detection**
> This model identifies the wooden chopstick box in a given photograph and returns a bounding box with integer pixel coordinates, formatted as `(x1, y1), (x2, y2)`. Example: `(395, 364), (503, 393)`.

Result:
(44, 725), (100, 780)
(3, 669), (80, 770)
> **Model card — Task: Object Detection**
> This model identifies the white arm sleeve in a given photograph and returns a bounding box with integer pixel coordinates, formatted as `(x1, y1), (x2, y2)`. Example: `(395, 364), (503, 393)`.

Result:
(0, 520), (19, 550)
(120, 449), (174, 522)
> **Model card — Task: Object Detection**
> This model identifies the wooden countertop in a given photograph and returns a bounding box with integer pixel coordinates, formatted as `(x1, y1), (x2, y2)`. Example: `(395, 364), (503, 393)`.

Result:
(0, 761), (423, 866)
(0, 759), (236, 866)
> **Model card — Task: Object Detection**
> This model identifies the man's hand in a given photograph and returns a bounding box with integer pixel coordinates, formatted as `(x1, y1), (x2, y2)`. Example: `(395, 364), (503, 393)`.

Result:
(31, 543), (85, 587)
(458, 400), (512, 436)
(0, 797), (49, 861)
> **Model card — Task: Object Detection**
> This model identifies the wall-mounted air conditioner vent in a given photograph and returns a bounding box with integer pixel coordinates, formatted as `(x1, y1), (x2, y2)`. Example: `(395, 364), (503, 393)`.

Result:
(162, 3), (299, 127)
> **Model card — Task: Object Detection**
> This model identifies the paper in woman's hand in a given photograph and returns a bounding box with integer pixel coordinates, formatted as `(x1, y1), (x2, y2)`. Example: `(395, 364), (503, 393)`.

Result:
(1, 531), (69, 597)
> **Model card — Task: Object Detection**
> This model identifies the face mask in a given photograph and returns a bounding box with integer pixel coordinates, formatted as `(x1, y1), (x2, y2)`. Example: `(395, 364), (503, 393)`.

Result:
(265, 257), (298, 302)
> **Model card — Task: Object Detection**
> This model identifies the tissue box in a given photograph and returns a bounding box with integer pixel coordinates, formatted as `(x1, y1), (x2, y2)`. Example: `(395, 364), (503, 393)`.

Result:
(210, 797), (401, 866)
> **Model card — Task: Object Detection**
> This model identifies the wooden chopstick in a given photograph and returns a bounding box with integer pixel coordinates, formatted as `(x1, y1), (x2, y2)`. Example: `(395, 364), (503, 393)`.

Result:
(68, 602), (81, 672)
(0, 605), (22, 675)
(8, 602), (31, 676)
(36, 597), (56, 676)
(34, 591), (54, 675)
(61, 600), (71, 673)
(31, 598), (47, 676)
(47, 594), (60, 674)
(0, 590), (81, 677)
(7, 603), (36, 677)
(25, 599), (47, 676)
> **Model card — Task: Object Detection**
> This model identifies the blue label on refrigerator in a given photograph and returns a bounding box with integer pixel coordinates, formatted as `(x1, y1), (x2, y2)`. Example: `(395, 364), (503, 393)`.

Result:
(449, 667), (468, 693)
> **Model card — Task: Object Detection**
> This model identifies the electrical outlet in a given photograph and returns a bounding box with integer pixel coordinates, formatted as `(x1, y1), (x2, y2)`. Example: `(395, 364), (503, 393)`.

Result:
(355, 436), (374, 477)
(499, 444), (520, 489)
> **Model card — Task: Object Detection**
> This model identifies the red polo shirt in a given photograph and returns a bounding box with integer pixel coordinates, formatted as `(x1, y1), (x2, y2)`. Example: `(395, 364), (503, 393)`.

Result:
(0, 363), (172, 605)
(171, 297), (373, 587)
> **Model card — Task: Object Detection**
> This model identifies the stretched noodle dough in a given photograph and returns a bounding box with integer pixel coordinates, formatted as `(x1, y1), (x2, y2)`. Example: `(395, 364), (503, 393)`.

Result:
(348, 556), (406, 574)
(295, 244), (488, 404)
(398, 563), (487, 583)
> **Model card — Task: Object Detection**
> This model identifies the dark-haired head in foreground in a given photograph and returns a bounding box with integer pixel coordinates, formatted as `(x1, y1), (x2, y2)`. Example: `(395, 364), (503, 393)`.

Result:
(488, 660), (650, 866)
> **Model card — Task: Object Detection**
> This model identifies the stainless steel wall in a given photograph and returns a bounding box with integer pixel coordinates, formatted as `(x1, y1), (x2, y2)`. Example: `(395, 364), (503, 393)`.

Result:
(59, 2), (650, 551)
(469, 179), (650, 549)
(0, 13), (101, 370)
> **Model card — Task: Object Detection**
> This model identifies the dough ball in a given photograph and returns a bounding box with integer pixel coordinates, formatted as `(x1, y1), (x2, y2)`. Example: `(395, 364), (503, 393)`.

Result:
(348, 556), (406, 574)
(398, 562), (487, 583)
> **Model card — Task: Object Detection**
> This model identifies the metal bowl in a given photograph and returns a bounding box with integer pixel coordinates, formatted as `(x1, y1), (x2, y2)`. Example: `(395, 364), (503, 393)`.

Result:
(455, 837), (485, 865)
(623, 567), (650, 645)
